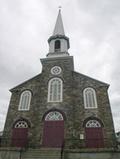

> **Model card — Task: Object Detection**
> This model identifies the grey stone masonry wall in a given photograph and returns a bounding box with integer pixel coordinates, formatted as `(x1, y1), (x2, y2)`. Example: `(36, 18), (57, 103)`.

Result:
(70, 72), (116, 148)
(2, 55), (116, 149)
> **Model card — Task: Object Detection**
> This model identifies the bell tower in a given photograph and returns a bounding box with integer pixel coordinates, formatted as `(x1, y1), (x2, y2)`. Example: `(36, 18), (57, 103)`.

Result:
(47, 9), (70, 58)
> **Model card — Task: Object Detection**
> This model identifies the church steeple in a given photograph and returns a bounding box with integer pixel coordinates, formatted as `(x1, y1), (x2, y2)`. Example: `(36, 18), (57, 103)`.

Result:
(53, 9), (65, 36)
(47, 9), (70, 58)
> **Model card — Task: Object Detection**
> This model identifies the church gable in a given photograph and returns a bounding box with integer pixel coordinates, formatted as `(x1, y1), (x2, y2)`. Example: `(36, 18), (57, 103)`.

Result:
(72, 71), (110, 112)
(73, 71), (109, 88)
(10, 73), (42, 92)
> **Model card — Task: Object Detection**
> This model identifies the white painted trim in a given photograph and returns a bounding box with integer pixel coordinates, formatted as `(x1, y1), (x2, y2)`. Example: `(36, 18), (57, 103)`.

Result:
(86, 120), (101, 128)
(15, 120), (28, 128)
(18, 90), (31, 111)
(45, 111), (63, 121)
(48, 78), (63, 102)
(83, 87), (98, 109)
(51, 66), (62, 75)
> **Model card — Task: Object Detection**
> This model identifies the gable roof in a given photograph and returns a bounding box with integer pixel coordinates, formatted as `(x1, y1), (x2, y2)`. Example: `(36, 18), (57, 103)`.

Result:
(10, 70), (109, 92)
(73, 71), (109, 87)
(10, 73), (41, 92)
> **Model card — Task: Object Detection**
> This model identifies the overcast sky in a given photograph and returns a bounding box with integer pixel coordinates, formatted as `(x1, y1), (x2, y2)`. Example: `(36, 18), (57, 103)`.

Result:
(0, 0), (120, 132)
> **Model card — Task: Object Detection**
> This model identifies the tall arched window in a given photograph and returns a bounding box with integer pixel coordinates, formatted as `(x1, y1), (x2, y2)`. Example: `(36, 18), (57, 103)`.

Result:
(55, 40), (61, 52)
(48, 78), (63, 102)
(18, 90), (32, 110)
(83, 87), (97, 109)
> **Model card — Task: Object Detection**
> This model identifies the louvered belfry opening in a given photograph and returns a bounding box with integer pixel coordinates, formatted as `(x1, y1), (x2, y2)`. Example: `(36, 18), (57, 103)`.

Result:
(55, 40), (61, 52)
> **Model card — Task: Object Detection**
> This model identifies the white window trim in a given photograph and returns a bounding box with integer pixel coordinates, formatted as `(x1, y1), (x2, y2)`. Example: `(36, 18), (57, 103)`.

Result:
(83, 87), (98, 109)
(51, 66), (62, 75)
(45, 111), (63, 121)
(48, 78), (63, 102)
(14, 121), (28, 128)
(18, 90), (31, 111)
(86, 120), (101, 128)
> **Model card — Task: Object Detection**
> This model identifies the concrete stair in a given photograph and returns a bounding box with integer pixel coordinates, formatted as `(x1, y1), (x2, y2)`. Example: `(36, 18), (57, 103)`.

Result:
(21, 148), (62, 159)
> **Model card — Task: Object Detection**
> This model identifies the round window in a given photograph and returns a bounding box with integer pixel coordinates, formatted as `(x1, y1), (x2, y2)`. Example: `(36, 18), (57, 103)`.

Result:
(51, 66), (62, 75)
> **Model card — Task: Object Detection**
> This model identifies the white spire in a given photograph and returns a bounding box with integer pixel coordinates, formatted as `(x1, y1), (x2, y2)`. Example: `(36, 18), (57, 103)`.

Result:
(47, 8), (70, 57)
(53, 9), (65, 35)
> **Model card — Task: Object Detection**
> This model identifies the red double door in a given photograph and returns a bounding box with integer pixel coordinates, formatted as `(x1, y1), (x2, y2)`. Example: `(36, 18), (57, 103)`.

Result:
(12, 128), (28, 147)
(85, 127), (104, 148)
(42, 120), (64, 148)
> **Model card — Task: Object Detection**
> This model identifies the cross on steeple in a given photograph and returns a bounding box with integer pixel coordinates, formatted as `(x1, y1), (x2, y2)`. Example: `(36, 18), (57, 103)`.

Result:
(58, 6), (62, 11)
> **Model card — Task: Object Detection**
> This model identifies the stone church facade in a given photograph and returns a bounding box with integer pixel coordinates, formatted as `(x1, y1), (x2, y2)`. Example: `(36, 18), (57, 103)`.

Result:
(0, 10), (120, 159)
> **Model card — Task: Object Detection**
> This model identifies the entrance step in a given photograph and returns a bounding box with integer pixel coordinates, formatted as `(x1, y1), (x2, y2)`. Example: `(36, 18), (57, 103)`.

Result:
(21, 148), (62, 159)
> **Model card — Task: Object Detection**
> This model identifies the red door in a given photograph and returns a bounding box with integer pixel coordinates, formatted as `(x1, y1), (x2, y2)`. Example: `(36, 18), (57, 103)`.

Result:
(43, 120), (64, 147)
(85, 127), (104, 148)
(12, 128), (28, 147)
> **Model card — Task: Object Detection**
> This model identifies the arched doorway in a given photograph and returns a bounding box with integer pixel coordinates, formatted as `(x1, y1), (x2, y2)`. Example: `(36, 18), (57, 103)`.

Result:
(12, 120), (29, 147)
(42, 111), (64, 148)
(85, 119), (104, 148)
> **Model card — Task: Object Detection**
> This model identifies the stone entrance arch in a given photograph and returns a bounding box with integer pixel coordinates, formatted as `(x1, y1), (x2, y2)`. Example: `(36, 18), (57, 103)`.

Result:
(42, 111), (64, 148)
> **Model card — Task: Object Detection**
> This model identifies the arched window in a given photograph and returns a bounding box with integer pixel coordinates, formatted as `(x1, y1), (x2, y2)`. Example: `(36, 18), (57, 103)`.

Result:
(55, 40), (61, 52)
(48, 78), (63, 102)
(14, 121), (28, 128)
(18, 90), (32, 110)
(86, 120), (101, 128)
(83, 87), (97, 109)
(45, 111), (63, 121)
